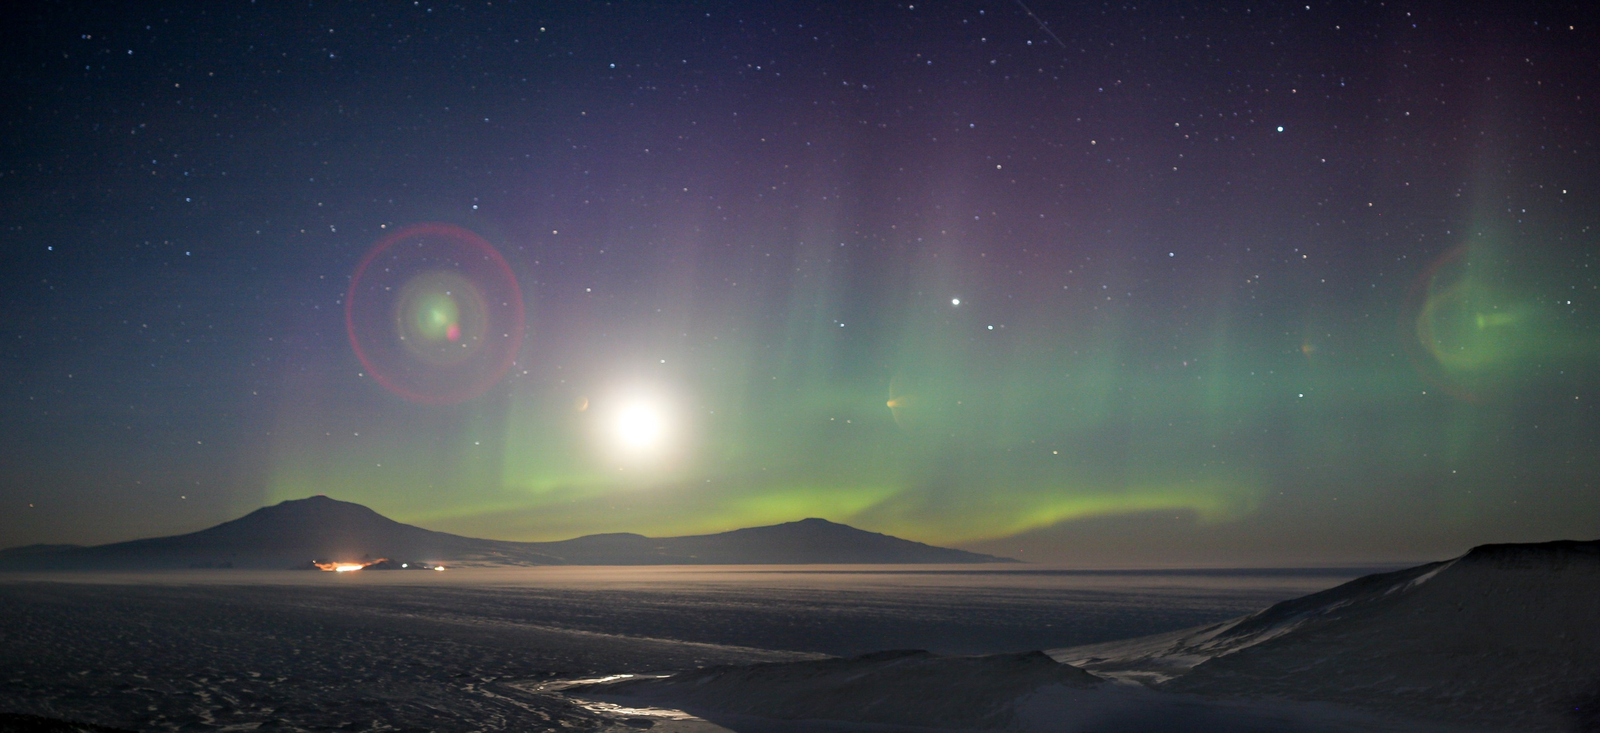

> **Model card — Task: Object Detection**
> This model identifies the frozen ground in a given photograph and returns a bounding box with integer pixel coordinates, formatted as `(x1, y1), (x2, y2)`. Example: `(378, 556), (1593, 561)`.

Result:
(0, 565), (1367, 731)
(566, 651), (1478, 733)
(1050, 542), (1600, 732)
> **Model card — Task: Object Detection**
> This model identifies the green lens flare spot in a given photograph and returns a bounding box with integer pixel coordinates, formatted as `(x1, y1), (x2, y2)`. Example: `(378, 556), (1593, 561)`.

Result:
(413, 293), (461, 342)
(393, 270), (489, 366)
(1418, 281), (1522, 373)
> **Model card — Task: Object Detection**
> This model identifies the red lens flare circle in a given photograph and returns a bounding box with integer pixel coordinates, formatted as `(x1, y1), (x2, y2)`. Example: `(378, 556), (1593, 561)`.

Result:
(346, 223), (525, 404)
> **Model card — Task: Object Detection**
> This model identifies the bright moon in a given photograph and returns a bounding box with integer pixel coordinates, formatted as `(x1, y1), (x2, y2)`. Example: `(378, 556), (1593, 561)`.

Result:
(613, 400), (667, 452)
(593, 385), (684, 464)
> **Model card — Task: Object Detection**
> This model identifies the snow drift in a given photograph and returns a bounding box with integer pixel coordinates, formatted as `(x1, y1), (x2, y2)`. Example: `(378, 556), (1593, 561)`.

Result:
(1052, 539), (1600, 732)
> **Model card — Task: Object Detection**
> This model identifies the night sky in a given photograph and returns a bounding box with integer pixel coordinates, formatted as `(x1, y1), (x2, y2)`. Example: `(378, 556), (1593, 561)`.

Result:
(3, 1), (1597, 565)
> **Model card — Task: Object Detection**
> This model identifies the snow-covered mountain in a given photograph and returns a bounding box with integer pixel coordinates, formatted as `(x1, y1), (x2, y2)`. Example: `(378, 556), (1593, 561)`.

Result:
(0, 496), (1014, 569)
(1051, 539), (1600, 732)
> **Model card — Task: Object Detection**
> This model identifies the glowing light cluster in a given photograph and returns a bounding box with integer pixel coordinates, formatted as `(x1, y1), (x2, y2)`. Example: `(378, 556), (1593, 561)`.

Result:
(311, 559), (446, 572)
(312, 560), (372, 572)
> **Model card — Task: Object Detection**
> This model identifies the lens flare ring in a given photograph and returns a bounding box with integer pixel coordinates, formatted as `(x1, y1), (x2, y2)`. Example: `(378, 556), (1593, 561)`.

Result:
(1401, 244), (1530, 403)
(346, 223), (525, 404)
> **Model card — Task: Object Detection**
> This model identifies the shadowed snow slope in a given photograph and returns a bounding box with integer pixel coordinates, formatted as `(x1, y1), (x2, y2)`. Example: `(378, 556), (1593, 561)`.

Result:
(1052, 539), (1600, 732)
(0, 496), (1012, 569)
(574, 649), (1100, 729)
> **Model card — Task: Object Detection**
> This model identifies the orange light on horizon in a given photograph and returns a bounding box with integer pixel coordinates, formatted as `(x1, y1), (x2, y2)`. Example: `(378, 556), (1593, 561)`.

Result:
(309, 558), (442, 572)
(312, 559), (388, 572)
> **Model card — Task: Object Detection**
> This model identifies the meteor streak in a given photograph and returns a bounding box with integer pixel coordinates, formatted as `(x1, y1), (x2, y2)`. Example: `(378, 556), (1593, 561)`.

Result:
(1015, 0), (1068, 49)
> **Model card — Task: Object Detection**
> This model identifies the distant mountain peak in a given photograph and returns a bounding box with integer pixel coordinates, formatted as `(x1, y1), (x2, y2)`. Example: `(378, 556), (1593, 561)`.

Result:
(268, 494), (370, 510)
(752, 517), (856, 531)
(219, 495), (400, 529)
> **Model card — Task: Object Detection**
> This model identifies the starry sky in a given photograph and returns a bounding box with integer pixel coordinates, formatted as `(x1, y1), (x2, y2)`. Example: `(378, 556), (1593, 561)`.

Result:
(3, 1), (1597, 564)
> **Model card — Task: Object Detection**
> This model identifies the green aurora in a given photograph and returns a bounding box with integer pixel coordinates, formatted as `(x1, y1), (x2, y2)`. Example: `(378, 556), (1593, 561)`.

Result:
(5, 1), (1597, 564)
(262, 225), (1598, 561)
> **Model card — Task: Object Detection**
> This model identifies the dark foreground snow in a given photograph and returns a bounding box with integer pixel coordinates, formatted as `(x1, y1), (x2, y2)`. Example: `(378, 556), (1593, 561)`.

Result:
(567, 649), (1097, 729)
(0, 565), (1317, 731)
(566, 650), (1476, 733)
(1051, 540), (1600, 732)
(8, 555), (1579, 733)
(0, 581), (804, 731)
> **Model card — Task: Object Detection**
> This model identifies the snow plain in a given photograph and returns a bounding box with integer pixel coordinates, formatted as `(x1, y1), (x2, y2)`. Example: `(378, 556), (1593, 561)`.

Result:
(0, 564), (1370, 731)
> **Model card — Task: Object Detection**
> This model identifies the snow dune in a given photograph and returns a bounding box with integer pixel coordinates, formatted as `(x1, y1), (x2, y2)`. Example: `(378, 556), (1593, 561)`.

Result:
(1051, 539), (1600, 732)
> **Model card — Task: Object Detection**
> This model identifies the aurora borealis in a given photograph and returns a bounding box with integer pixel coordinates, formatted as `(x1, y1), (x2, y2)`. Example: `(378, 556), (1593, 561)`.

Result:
(3, 1), (1597, 564)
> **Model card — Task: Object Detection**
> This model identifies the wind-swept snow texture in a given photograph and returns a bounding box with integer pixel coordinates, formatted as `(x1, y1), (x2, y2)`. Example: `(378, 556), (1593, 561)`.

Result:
(575, 649), (1099, 729)
(570, 650), (1471, 732)
(1053, 539), (1600, 732)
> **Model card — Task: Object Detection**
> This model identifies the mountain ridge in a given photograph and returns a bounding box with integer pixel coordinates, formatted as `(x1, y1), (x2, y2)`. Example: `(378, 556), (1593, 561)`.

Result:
(1049, 537), (1600, 731)
(0, 495), (1015, 569)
